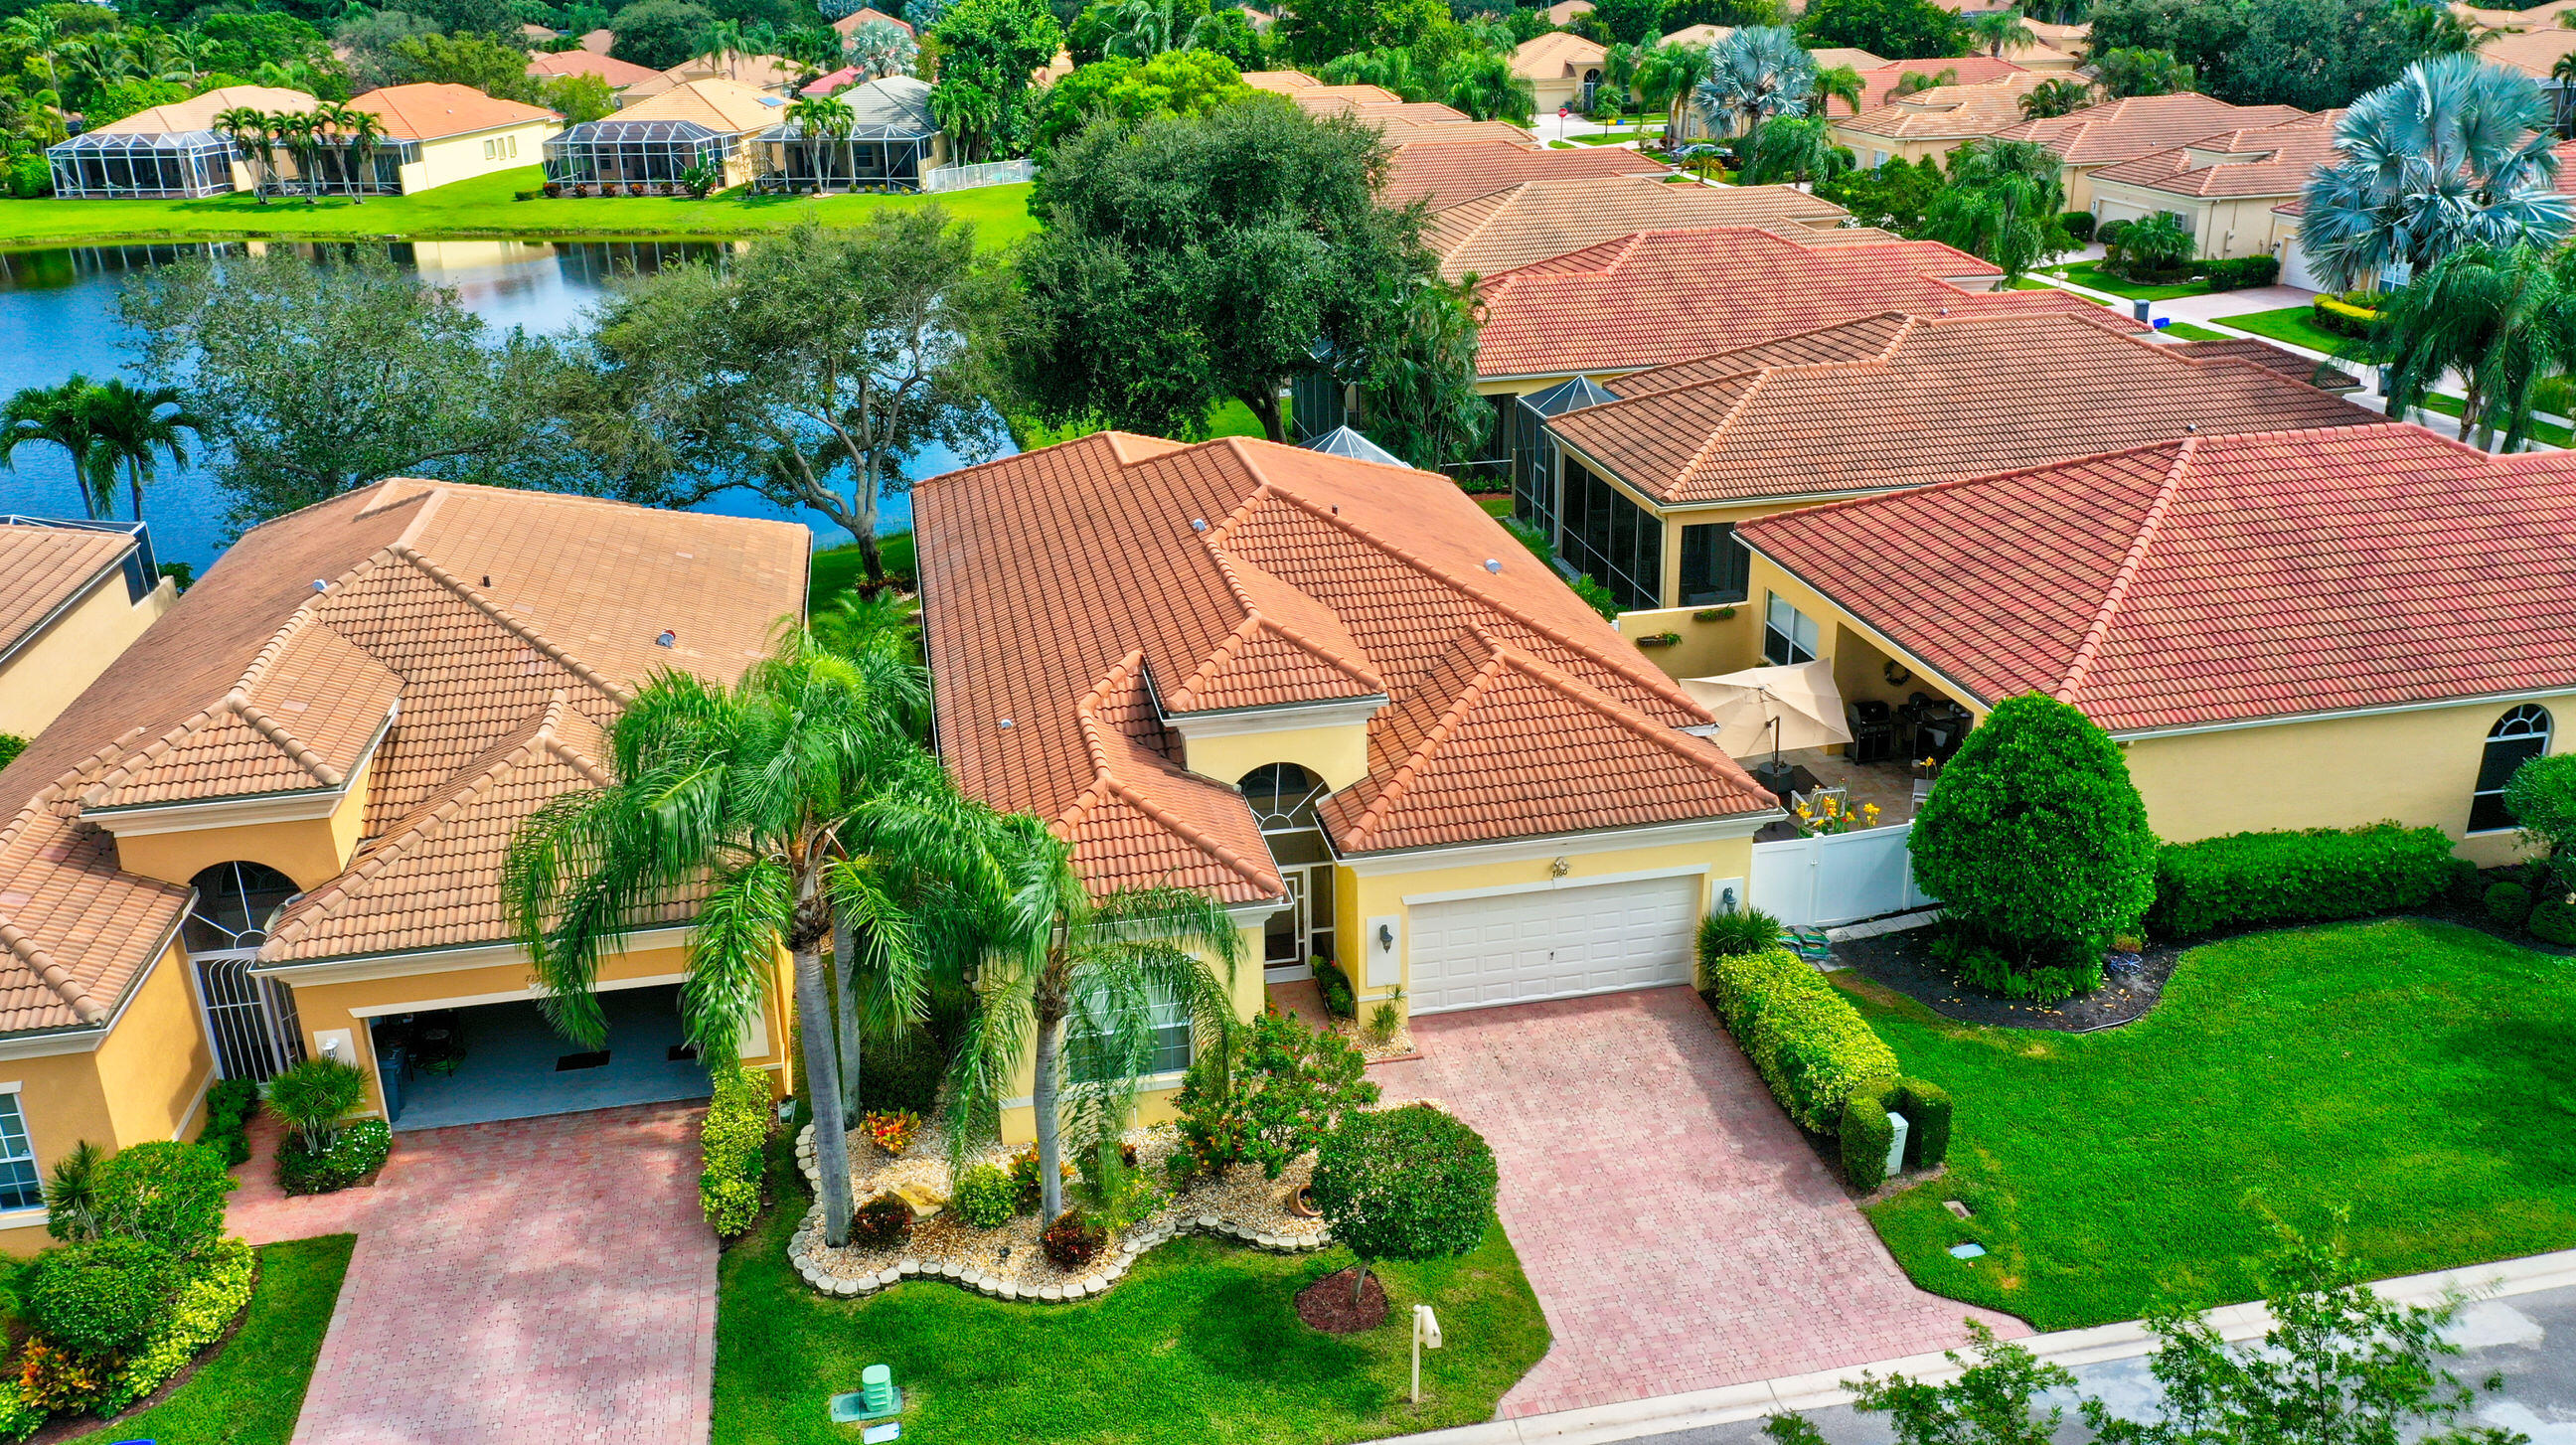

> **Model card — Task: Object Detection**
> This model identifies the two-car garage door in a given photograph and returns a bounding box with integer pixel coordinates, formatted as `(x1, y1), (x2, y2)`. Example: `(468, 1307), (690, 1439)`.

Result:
(1406, 874), (1702, 1015)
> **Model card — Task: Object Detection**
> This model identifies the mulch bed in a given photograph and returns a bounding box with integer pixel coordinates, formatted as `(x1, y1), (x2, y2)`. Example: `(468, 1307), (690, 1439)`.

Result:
(1296, 1266), (1388, 1334)
(1835, 925), (2180, 1034)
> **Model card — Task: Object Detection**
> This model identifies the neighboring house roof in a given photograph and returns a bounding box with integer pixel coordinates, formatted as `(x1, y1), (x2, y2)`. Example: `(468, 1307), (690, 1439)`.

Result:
(1805, 46), (1888, 73)
(348, 82), (559, 140)
(1738, 422), (2576, 733)
(1379, 138), (1660, 209)
(87, 84), (316, 136)
(1471, 225), (2103, 379)
(1543, 309), (2380, 507)
(2477, 23), (2576, 80)
(1852, 56), (2025, 111)
(616, 77), (790, 134)
(1994, 93), (2310, 166)
(780, 74), (933, 131)
(1285, 83), (1404, 103)
(527, 49), (671, 92)
(2166, 336), (2359, 392)
(916, 433), (1772, 895)
(2456, 0), (2576, 27)
(1240, 70), (1322, 90)
(832, 6), (916, 35)
(2091, 111), (2342, 199)
(662, 52), (805, 92)
(521, 22), (556, 39)
(578, 27), (615, 53)
(1836, 73), (2054, 141)
(1663, 23), (1730, 45)
(0, 523), (135, 666)
(1374, 117), (1539, 145)
(1545, 0), (1594, 22)
(0, 480), (804, 1033)
(1422, 174), (1850, 280)
(1290, 93), (1473, 124)
(1513, 31), (1609, 80)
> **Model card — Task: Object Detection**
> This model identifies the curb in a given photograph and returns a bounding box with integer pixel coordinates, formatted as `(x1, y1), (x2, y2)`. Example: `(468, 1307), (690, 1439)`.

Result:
(1393, 1246), (2576, 1445)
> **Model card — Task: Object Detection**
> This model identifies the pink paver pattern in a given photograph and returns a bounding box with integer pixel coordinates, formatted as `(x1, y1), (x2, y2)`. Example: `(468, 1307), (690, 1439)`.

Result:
(1374, 987), (2023, 1417)
(230, 1102), (715, 1445)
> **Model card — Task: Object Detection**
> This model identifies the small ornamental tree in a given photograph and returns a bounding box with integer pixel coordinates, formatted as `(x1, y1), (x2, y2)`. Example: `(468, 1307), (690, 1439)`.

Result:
(2504, 750), (2576, 892)
(1308, 1103), (1497, 1304)
(1909, 694), (2157, 970)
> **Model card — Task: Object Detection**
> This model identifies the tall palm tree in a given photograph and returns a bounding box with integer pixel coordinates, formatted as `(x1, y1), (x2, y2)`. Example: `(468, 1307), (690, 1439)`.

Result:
(2302, 56), (2573, 294)
(0, 377), (110, 521)
(506, 635), (944, 1248)
(2552, 48), (2576, 137)
(3, 13), (67, 94)
(1967, 7), (2035, 59)
(2376, 242), (2576, 452)
(2019, 76), (2096, 118)
(1739, 113), (1850, 186)
(702, 17), (751, 72)
(214, 106), (272, 200)
(945, 819), (1239, 1221)
(1695, 25), (1814, 137)
(337, 108), (390, 201)
(1443, 50), (1537, 126)
(1105, 0), (1206, 57)
(1811, 62), (1864, 117)
(1632, 40), (1709, 134)
(2092, 45), (2190, 98)
(274, 109), (321, 200)
(786, 92), (857, 189)
(1922, 136), (2068, 280)
(82, 380), (202, 522)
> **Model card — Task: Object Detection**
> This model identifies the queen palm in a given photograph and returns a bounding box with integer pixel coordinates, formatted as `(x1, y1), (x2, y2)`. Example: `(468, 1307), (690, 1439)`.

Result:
(2553, 49), (2576, 137)
(1811, 62), (1863, 117)
(945, 820), (1239, 1221)
(1632, 41), (1708, 134)
(214, 107), (272, 200)
(336, 108), (389, 200)
(2019, 76), (2095, 118)
(1922, 136), (2068, 280)
(1739, 113), (1850, 187)
(506, 634), (943, 1248)
(787, 91), (856, 189)
(1, 377), (110, 520)
(2302, 55), (2572, 292)
(1443, 50), (1536, 126)
(82, 380), (202, 522)
(702, 17), (751, 70)
(3, 12), (65, 92)
(1966, 7), (2034, 60)
(1695, 26), (1814, 136)
(2376, 242), (2576, 452)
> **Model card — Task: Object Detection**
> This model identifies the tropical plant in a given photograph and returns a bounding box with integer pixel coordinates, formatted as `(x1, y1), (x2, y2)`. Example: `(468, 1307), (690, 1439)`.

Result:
(943, 819), (1240, 1222)
(701, 15), (752, 68)
(2018, 75), (2095, 117)
(1317, 46), (1431, 100)
(2111, 210), (2192, 276)
(506, 634), (958, 1249)
(266, 1056), (367, 1155)
(2504, 750), (2576, 890)
(1694, 24), (1814, 134)
(3, 12), (68, 92)
(1738, 112), (1849, 184)
(1966, 6), (2033, 58)
(1104, 0), (1208, 56)
(2374, 241), (2576, 452)
(1810, 61), (1863, 116)
(213, 105), (275, 200)
(21, 1238), (183, 1362)
(2090, 44), (2192, 98)
(1631, 40), (1709, 132)
(332, 105), (388, 200)
(2300, 55), (2572, 294)
(42, 1141), (105, 1243)
(1440, 48), (1536, 124)
(86, 1141), (235, 1261)
(1889, 65), (1955, 97)
(844, 16), (918, 77)
(929, 0), (1064, 162)
(1921, 136), (2069, 279)
(786, 90), (857, 188)
(1796, 0), (1965, 60)
(80, 379), (201, 522)
(2555, 48), (2576, 137)
(0, 376), (111, 520)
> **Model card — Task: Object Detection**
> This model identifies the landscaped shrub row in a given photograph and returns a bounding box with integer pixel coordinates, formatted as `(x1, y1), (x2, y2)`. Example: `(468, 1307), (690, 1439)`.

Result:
(2200, 256), (2280, 291)
(2311, 291), (2379, 338)
(2147, 823), (2455, 938)
(1699, 944), (1899, 1133)
(194, 1079), (258, 1169)
(2060, 211), (2095, 242)
(699, 1065), (775, 1238)
(1838, 1077), (1953, 1191)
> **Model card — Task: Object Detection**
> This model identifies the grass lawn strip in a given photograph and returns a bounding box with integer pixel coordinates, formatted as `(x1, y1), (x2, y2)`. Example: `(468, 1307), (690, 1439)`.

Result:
(0, 168), (1036, 247)
(65, 1234), (357, 1445)
(2032, 260), (2209, 301)
(2156, 321), (2231, 341)
(2412, 393), (2575, 447)
(1854, 919), (2576, 1332)
(2206, 304), (2354, 357)
(714, 1138), (1548, 1444)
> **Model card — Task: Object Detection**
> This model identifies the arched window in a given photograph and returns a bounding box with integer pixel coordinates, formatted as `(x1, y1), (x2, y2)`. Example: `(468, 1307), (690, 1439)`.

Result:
(1238, 764), (1337, 974)
(183, 863), (305, 1082)
(183, 862), (297, 953)
(2471, 705), (2553, 834)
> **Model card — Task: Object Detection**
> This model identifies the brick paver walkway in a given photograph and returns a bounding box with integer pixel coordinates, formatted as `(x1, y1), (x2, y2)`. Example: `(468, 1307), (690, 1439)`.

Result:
(1374, 987), (2023, 1417)
(231, 1102), (715, 1445)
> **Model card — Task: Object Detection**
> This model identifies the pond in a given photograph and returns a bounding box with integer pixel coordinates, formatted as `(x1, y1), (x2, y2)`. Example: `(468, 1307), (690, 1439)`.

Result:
(0, 239), (986, 573)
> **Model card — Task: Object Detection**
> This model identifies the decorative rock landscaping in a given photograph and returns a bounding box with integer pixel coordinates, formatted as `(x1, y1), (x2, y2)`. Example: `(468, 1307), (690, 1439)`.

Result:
(787, 1118), (1332, 1303)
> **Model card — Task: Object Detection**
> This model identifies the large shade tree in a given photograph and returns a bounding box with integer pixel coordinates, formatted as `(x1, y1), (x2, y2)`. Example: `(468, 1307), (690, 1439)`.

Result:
(928, 0), (1063, 161)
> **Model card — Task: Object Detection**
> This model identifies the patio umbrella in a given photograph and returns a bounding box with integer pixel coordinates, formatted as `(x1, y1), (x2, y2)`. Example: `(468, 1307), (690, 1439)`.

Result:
(1680, 661), (1853, 765)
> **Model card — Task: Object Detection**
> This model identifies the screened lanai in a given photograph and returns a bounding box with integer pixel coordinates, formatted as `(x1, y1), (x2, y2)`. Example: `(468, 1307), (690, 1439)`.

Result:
(296, 139), (421, 195)
(543, 118), (732, 192)
(47, 129), (239, 199)
(753, 75), (937, 193)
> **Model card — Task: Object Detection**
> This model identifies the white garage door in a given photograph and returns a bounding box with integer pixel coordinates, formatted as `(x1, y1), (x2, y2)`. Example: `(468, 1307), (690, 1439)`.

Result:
(1406, 874), (1701, 1015)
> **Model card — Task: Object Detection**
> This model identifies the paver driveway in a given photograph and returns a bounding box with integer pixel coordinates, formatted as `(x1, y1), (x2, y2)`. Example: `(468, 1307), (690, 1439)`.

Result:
(232, 1101), (714, 1445)
(1375, 987), (2022, 1417)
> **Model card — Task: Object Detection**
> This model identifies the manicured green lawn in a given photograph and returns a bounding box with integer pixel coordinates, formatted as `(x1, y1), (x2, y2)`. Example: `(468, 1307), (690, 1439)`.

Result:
(812, 531), (915, 602)
(1567, 126), (1663, 145)
(713, 1144), (1549, 1444)
(2412, 393), (2575, 447)
(1018, 397), (1276, 451)
(0, 167), (1038, 247)
(1854, 919), (2576, 1332)
(2010, 276), (2112, 305)
(2032, 260), (2208, 301)
(2207, 304), (2355, 357)
(73, 1234), (356, 1445)
(2158, 321), (2231, 341)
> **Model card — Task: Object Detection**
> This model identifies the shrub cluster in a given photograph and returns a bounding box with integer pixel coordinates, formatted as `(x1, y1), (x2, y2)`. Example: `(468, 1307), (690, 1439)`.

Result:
(2200, 256), (2280, 291)
(2488, 881), (2533, 927)
(697, 1066), (774, 1238)
(277, 1118), (391, 1197)
(2060, 211), (2095, 242)
(1931, 927), (2103, 1004)
(2531, 896), (2576, 946)
(1009, 1145), (1074, 1213)
(1693, 908), (1781, 978)
(21, 1238), (183, 1362)
(1308, 1104), (1497, 1272)
(2147, 824), (2455, 938)
(858, 1029), (947, 1116)
(949, 1165), (1017, 1228)
(1312, 959), (1356, 1020)
(2311, 291), (2379, 338)
(851, 1193), (914, 1249)
(1042, 1208), (1108, 1269)
(89, 1141), (236, 1258)
(195, 1079), (259, 1169)
(1170, 1010), (1378, 1186)
(1838, 1077), (1953, 1191)
(99, 1236), (253, 1413)
(1699, 946), (1898, 1134)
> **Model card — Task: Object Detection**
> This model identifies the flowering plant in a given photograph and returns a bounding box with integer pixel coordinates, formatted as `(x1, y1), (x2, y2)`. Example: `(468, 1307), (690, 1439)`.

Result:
(1795, 794), (1880, 836)
(861, 1110), (922, 1157)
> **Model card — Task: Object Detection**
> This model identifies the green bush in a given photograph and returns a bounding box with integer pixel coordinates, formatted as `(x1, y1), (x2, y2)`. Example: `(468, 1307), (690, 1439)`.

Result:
(2503, 751), (2576, 889)
(2447, 856), (2488, 907)
(1840, 1079), (1899, 1191)
(277, 1118), (390, 1196)
(2060, 211), (2095, 241)
(2097, 218), (2130, 248)
(90, 1141), (235, 1260)
(950, 1164), (1016, 1228)
(1910, 695), (2156, 975)
(2485, 882), (2533, 928)
(2, 157), (46, 201)
(1933, 929), (2102, 1003)
(2312, 292), (2378, 338)
(23, 1237), (182, 1361)
(266, 1056), (366, 1156)
(0, 734), (24, 770)
(851, 1192), (914, 1249)
(698, 1065), (774, 1237)
(196, 1079), (259, 1168)
(101, 1236), (254, 1411)
(2146, 824), (2457, 938)
(858, 1029), (947, 1116)
(1310, 1104), (1497, 1272)
(1312, 959), (1356, 1020)
(1695, 908), (1782, 978)
(2201, 256), (2279, 291)
(1702, 947), (1899, 1132)
(2529, 897), (2576, 946)
(1898, 1077), (1952, 1167)
(1171, 1010), (1378, 1183)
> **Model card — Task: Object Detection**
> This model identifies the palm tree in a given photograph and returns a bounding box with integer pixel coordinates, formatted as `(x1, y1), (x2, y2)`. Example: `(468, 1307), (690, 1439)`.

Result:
(0, 377), (110, 520)
(1811, 62), (1864, 117)
(337, 108), (389, 201)
(1632, 41), (1709, 134)
(2301, 55), (2573, 294)
(2093, 46), (2192, 98)
(1967, 7), (2035, 59)
(2019, 76), (2096, 118)
(1443, 50), (1537, 126)
(1922, 135), (2068, 280)
(274, 109), (321, 201)
(844, 17), (918, 79)
(944, 819), (1240, 1222)
(1739, 113), (1850, 186)
(214, 106), (272, 200)
(3, 13), (67, 94)
(2376, 242), (2576, 452)
(1889, 66), (1958, 99)
(81, 380), (201, 522)
(702, 17), (751, 72)
(786, 91), (857, 189)
(2552, 48), (2576, 137)
(1694, 25), (1815, 137)
(506, 636), (963, 1250)
(1105, 0), (1206, 57)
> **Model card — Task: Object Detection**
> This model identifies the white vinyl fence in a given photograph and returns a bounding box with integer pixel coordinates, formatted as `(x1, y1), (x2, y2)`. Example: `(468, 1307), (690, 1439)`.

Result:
(925, 157), (1034, 193)
(1749, 822), (1936, 929)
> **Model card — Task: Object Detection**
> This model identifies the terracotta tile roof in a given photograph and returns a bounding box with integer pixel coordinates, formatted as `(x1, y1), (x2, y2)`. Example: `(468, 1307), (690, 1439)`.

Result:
(1737, 421), (2576, 732)
(577, 27), (614, 53)
(2477, 23), (2576, 79)
(1381, 138), (1660, 209)
(1805, 46), (1888, 73)
(2091, 111), (2342, 198)
(1663, 23), (1732, 46)
(1297, 98), (1477, 125)
(831, 6), (914, 35)
(0, 481), (804, 1029)
(617, 77), (790, 134)
(1852, 57), (2025, 112)
(2167, 336), (2358, 392)
(1544, 309), (2380, 506)
(1372, 117), (1540, 146)
(1993, 93), (2310, 166)
(1283, 83), (1404, 105)
(0, 524), (135, 663)
(1513, 31), (1609, 80)
(527, 49), (671, 91)
(1422, 174), (1848, 279)
(348, 82), (559, 139)
(1545, 0), (1593, 23)
(90, 84), (315, 135)
(1241, 70), (1322, 90)
(1469, 225), (2098, 379)
(1836, 73), (2054, 141)
(660, 53), (805, 93)
(916, 433), (1769, 892)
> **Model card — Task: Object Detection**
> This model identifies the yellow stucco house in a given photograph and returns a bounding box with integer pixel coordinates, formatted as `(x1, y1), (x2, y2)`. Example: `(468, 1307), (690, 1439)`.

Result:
(1731, 422), (2576, 860)
(915, 432), (1780, 1143)
(1513, 32), (1610, 116)
(340, 83), (563, 195)
(1990, 92), (2309, 212)
(0, 480), (805, 1253)
(0, 519), (175, 743)
(1829, 72), (2053, 170)
(44, 83), (315, 199)
(2088, 110), (2340, 262)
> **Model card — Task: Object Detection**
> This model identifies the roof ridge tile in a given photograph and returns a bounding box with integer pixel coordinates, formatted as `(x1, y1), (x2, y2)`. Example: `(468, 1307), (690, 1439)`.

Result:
(2054, 437), (2195, 704)
(395, 545), (634, 705)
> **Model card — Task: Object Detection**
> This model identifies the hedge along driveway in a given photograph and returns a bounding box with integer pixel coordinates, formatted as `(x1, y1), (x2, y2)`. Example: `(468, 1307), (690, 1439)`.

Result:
(1855, 918), (2576, 1331)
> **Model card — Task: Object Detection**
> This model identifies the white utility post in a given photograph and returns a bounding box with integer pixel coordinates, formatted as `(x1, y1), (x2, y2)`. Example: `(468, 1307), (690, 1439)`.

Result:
(1412, 1304), (1444, 1404)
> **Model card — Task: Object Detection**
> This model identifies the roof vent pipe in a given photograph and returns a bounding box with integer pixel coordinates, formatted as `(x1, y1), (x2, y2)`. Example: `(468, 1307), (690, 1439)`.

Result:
(312, 579), (328, 592)
(656, 630), (677, 647)
(1485, 559), (1502, 573)
(1190, 519), (1208, 533)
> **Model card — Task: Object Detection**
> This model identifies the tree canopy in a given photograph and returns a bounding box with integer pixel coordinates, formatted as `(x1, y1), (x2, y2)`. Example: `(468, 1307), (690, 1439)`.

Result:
(2085, 0), (2468, 110)
(1029, 50), (1249, 151)
(930, 0), (1065, 161)
(1796, 0), (1965, 60)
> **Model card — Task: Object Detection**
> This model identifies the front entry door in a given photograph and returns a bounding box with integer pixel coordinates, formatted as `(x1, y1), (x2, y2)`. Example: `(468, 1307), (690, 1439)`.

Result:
(1262, 864), (1338, 982)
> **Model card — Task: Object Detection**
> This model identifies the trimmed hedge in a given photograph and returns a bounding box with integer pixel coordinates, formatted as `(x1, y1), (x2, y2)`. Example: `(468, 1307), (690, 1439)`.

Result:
(1838, 1076), (1955, 1190)
(1701, 946), (1899, 1133)
(2312, 292), (2378, 338)
(2489, 882), (2535, 928)
(196, 1079), (259, 1168)
(2147, 824), (2456, 938)
(1901, 1077), (1953, 1168)
(276, 1119), (389, 1197)
(1313, 958), (1357, 1020)
(699, 1065), (775, 1237)
(102, 1235), (255, 1411)
(2201, 256), (2279, 291)
(2060, 211), (2095, 241)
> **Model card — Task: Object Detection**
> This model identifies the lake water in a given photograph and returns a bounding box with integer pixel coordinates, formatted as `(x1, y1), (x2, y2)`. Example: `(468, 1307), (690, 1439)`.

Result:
(0, 239), (980, 572)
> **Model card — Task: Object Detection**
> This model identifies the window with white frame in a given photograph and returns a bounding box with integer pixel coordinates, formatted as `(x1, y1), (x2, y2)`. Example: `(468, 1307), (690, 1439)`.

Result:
(0, 1094), (41, 1211)
(2471, 704), (2552, 833)
(1763, 593), (1820, 666)
(483, 138), (497, 159)
(1068, 981), (1192, 1082)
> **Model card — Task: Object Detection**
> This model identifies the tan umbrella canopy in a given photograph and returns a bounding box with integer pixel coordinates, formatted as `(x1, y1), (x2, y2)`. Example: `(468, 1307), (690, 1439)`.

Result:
(1681, 661), (1853, 761)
